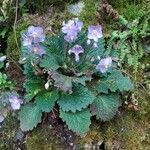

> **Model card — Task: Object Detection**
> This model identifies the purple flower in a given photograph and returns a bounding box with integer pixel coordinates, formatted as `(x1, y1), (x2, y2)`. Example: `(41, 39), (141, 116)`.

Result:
(64, 30), (78, 42)
(62, 20), (75, 34)
(22, 34), (32, 46)
(88, 25), (103, 42)
(9, 95), (23, 110)
(64, 31), (78, 42)
(29, 44), (46, 56)
(27, 26), (45, 43)
(96, 57), (112, 73)
(75, 18), (83, 31)
(68, 45), (84, 62)
(62, 19), (83, 42)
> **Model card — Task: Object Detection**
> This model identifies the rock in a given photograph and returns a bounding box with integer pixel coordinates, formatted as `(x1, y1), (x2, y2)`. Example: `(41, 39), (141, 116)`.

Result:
(67, 1), (85, 16)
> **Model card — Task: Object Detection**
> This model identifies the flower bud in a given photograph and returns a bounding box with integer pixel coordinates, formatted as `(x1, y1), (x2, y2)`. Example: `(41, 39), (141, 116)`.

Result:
(6, 62), (9, 68)
(45, 81), (49, 90)
(0, 56), (6, 62)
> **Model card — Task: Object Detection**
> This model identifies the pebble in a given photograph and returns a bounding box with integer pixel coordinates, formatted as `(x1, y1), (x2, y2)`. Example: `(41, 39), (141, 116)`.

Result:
(67, 1), (85, 16)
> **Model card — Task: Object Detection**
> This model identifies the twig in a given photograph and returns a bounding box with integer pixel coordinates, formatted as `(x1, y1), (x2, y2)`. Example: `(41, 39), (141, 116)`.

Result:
(97, 0), (119, 25)
(8, 56), (23, 72)
(13, 0), (19, 50)
(5, 0), (23, 72)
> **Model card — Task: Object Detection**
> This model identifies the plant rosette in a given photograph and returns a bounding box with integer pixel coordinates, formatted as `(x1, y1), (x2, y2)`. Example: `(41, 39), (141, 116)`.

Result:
(19, 19), (134, 135)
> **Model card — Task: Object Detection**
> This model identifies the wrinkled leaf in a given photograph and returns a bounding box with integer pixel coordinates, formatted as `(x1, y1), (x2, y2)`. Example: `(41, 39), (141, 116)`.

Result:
(24, 78), (44, 101)
(93, 94), (121, 121)
(35, 90), (59, 112)
(60, 108), (91, 135)
(96, 70), (133, 93)
(58, 84), (95, 112)
(40, 54), (60, 70)
(19, 104), (42, 131)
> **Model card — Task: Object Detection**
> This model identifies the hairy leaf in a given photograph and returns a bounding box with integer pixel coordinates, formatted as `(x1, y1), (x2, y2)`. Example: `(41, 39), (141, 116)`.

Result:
(24, 77), (44, 101)
(58, 84), (95, 112)
(87, 38), (105, 58)
(35, 90), (59, 112)
(45, 33), (64, 57)
(18, 104), (42, 131)
(72, 75), (92, 86)
(94, 94), (121, 121)
(23, 62), (35, 78)
(60, 108), (91, 135)
(23, 62), (45, 101)
(40, 54), (60, 70)
(96, 70), (133, 93)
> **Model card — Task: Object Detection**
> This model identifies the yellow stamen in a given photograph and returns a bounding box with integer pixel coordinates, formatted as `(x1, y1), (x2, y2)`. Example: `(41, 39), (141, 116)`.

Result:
(33, 32), (38, 38)
(105, 64), (109, 68)
(93, 30), (98, 36)
(33, 48), (38, 52)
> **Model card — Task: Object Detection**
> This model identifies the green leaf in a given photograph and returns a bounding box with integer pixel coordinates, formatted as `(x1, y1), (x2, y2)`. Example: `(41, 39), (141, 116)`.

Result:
(18, 104), (42, 131)
(76, 37), (105, 71)
(87, 37), (105, 58)
(23, 62), (35, 78)
(24, 77), (44, 101)
(0, 73), (13, 90)
(96, 80), (109, 94)
(21, 46), (38, 61)
(96, 70), (133, 93)
(58, 84), (95, 112)
(23, 62), (45, 101)
(60, 108), (91, 135)
(40, 54), (60, 70)
(72, 75), (92, 86)
(45, 33), (64, 57)
(94, 94), (121, 121)
(0, 62), (4, 69)
(35, 90), (59, 112)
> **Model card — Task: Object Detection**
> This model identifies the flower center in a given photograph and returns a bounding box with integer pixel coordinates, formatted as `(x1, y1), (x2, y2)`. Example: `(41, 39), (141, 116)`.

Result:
(14, 99), (19, 104)
(105, 64), (109, 68)
(93, 30), (98, 36)
(67, 25), (73, 30)
(33, 47), (38, 52)
(33, 32), (38, 38)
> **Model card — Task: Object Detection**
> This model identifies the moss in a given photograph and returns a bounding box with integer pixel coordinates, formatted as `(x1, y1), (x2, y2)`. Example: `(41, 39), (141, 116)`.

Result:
(50, 9), (76, 33)
(76, 122), (103, 147)
(26, 126), (65, 150)
(27, 0), (79, 14)
(79, 0), (99, 27)
(126, 55), (150, 119)
(102, 63), (150, 149)
(7, 18), (31, 61)
(102, 112), (149, 150)
(44, 0), (99, 33)
(0, 113), (24, 149)
(108, 0), (148, 21)
(50, 0), (100, 32)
